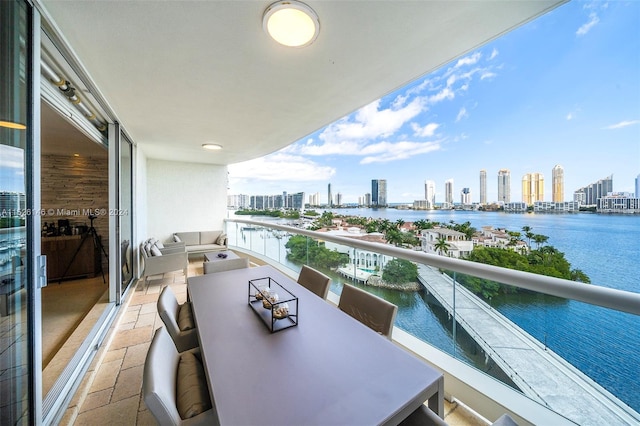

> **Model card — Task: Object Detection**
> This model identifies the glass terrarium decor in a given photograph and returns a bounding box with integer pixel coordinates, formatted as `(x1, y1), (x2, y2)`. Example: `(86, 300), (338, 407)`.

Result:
(248, 277), (298, 332)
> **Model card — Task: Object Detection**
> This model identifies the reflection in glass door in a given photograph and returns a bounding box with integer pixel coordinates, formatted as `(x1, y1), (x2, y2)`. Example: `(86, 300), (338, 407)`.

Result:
(120, 133), (133, 291)
(0, 0), (36, 423)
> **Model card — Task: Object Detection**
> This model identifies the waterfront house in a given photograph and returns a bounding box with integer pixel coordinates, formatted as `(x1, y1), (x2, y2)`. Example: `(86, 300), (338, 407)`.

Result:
(421, 228), (474, 258)
(473, 226), (529, 253)
(4, 1), (640, 425)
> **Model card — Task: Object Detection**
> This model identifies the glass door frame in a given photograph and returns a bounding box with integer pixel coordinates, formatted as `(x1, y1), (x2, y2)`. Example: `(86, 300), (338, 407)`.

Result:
(108, 123), (136, 303)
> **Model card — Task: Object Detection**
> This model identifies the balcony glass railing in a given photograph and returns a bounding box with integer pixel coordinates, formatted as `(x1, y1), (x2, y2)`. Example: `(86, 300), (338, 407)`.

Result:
(225, 218), (640, 425)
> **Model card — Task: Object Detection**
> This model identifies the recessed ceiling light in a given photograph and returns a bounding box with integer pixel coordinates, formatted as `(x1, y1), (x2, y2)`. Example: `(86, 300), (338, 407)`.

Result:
(73, 153), (80, 157)
(263, 1), (320, 48)
(202, 143), (223, 151)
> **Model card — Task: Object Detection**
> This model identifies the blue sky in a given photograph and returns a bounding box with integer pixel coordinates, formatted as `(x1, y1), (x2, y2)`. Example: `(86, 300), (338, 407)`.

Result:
(233, 1), (636, 204)
(0, 144), (25, 193)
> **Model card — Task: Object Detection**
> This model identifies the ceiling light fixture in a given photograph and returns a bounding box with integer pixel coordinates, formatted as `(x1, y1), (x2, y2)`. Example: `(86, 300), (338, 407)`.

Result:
(202, 143), (223, 151)
(263, 1), (320, 48)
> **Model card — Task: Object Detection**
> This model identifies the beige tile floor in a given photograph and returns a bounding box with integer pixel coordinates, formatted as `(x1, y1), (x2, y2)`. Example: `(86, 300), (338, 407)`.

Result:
(61, 258), (486, 426)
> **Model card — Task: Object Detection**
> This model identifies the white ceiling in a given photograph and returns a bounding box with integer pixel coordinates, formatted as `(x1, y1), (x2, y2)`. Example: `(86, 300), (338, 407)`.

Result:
(41, 101), (107, 158)
(38, 0), (565, 166)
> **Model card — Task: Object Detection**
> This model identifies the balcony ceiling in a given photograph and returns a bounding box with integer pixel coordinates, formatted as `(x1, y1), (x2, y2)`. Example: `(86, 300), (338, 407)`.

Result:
(39, 0), (564, 165)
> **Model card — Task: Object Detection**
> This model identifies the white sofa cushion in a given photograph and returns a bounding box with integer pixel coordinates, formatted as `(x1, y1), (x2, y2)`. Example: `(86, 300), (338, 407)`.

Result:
(174, 232), (200, 246)
(150, 245), (163, 256)
(200, 231), (222, 245)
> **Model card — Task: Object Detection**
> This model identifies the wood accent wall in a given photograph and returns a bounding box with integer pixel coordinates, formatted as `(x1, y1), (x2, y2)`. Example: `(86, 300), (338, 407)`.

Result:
(41, 154), (109, 271)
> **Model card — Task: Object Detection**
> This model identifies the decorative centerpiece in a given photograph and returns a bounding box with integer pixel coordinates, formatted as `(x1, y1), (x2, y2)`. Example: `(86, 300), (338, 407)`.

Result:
(248, 277), (298, 332)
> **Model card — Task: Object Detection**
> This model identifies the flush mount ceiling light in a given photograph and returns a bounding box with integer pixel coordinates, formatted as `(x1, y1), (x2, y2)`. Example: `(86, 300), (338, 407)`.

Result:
(263, 1), (320, 48)
(202, 143), (223, 151)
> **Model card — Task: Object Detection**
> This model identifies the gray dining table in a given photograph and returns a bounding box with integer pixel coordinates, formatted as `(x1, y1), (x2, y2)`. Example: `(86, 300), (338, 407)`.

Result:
(188, 264), (444, 426)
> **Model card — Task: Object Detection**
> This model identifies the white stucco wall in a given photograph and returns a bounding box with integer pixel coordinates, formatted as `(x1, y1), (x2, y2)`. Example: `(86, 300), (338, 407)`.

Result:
(146, 159), (227, 244)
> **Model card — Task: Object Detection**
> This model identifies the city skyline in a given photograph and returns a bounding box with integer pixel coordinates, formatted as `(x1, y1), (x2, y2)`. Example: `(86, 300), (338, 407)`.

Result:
(228, 1), (639, 204)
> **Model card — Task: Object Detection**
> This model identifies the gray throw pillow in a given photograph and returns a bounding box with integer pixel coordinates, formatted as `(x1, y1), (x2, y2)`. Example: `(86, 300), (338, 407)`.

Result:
(150, 245), (162, 256)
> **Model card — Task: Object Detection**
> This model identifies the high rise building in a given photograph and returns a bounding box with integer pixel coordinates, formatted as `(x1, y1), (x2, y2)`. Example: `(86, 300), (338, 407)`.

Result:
(371, 179), (387, 207)
(552, 165), (564, 202)
(424, 180), (436, 209)
(328, 183), (333, 207)
(309, 192), (320, 206)
(498, 169), (511, 203)
(335, 193), (342, 206)
(444, 179), (454, 206)
(479, 170), (487, 205)
(522, 173), (544, 205)
(290, 192), (305, 210)
(636, 174), (640, 198)
(574, 175), (614, 206)
(461, 187), (471, 205)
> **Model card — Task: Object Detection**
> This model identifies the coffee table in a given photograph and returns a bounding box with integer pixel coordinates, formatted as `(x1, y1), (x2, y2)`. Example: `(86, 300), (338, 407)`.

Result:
(203, 250), (239, 263)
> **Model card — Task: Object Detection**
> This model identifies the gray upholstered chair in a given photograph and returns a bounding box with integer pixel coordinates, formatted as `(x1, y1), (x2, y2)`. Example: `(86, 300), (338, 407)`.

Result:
(338, 284), (398, 339)
(143, 327), (216, 426)
(140, 242), (188, 284)
(157, 286), (199, 352)
(399, 404), (447, 426)
(297, 265), (331, 299)
(203, 257), (249, 274)
(399, 402), (518, 425)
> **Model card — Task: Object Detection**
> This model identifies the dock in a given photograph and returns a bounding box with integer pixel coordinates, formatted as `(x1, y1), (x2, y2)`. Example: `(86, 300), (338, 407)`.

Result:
(417, 264), (639, 426)
(337, 266), (372, 283)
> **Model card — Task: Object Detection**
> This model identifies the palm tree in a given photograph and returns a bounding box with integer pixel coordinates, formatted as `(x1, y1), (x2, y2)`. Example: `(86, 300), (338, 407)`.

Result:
(364, 220), (378, 233)
(434, 237), (450, 256)
(532, 234), (549, 249)
(378, 219), (392, 233)
(507, 231), (521, 247)
(413, 219), (430, 230)
(522, 226), (534, 246)
(385, 229), (404, 247)
(539, 245), (558, 266)
(395, 219), (405, 230)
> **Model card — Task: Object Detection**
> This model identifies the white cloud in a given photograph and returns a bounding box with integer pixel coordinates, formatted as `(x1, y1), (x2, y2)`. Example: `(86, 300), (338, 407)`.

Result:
(427, 87), (454, 104)
(480, 71), (497, 80)
(566, 113), (574, 120)
(315, 97), (425, 147)
(456, 107), (468, 122)
(411, 122), (439, 137)
(0, 144), (24, 169)
(454, 52), (482, 69)
(577, 12), (599, 36)
(488, 48), (499, 60)
(603, 120), (640, 129)
(360, 140), (441, 164)
(228, 153), (335, 183)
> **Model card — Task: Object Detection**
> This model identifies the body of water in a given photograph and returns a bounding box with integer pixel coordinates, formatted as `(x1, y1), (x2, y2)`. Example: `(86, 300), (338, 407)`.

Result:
(231, 209), (640, 412)
(324, 208), (640, 412)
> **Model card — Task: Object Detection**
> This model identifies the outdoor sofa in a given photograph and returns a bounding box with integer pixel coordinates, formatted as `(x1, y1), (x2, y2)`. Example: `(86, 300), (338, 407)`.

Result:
(172, 231), (227, 257)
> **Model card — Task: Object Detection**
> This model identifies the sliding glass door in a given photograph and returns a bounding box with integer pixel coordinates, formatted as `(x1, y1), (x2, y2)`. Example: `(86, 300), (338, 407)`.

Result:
(1, 0), (39, 423)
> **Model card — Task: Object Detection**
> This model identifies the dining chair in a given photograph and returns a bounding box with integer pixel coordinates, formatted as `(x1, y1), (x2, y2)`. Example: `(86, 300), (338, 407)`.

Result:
(157, 286), (199, 352)
(203, 257), (249, 274)
(296, 265), (331, 299)
(398, 403), (447, 426)
(143, 327), (216, 425)
(338, 284), (398, 339)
